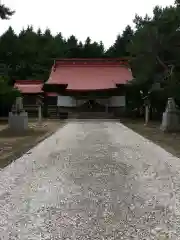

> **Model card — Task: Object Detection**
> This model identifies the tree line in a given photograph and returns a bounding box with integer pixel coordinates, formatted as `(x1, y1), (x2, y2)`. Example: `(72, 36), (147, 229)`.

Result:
(0, 25), (133, 82)
(1, 1), (180, 118)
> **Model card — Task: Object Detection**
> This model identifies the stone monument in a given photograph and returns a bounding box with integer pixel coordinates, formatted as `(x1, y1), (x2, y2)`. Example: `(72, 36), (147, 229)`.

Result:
(160, 97), (180, 132)
(8, 97), (28, 132)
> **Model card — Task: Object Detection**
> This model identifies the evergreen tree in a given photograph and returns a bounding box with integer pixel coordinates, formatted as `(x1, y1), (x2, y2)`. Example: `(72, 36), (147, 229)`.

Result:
(65, 35), (79, 58)
(0, 4), (14, 19)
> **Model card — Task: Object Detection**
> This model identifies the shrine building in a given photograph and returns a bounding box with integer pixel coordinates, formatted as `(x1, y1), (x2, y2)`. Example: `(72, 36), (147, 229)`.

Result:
(14, 58), (133, 118)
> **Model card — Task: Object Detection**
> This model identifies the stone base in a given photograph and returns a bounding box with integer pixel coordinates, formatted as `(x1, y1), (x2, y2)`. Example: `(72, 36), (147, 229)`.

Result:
(160, 111), (180, 132)
(8, 111), (28, 132)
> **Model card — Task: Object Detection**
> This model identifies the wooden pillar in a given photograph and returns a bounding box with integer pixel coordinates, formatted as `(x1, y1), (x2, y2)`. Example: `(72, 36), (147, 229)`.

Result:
(144, 98), (150, 125)
(38, 105), (42, 123)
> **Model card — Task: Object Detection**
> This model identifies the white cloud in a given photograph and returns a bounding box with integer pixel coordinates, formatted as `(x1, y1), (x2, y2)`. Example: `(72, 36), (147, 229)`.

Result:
(0, 0), (175, 47)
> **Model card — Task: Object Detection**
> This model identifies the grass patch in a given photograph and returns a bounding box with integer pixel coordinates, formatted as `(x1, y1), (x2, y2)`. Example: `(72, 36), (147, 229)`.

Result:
(0, 120), (64, 168)
(120, 118), (180, 158)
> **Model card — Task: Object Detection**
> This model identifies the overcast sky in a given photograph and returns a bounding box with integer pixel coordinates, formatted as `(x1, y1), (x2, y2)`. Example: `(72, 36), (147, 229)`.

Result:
(1, 0), (175, 48)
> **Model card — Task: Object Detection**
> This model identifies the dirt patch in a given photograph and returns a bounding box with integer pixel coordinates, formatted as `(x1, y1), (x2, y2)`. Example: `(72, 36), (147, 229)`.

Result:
(0, 120), (64, 168)
(120, 118), (180, 158)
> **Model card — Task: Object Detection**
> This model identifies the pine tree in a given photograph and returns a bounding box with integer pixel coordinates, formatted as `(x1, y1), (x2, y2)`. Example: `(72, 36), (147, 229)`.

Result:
(0, 4), (14, 19)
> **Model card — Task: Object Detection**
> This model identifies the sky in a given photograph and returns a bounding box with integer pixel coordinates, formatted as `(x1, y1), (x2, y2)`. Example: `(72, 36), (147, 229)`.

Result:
(0, 0), (175, 48)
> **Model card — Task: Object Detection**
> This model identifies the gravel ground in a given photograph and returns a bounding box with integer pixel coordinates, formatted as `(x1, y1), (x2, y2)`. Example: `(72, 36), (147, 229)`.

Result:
(0, 120), (180, 239)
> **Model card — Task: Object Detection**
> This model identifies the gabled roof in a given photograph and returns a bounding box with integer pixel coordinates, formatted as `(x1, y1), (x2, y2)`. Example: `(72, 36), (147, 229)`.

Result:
(46, 58), (133, 91)
(14, 80), (43, 94)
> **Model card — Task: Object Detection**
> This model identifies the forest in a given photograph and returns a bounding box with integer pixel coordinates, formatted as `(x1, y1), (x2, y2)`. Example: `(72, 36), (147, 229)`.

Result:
(1, 1), (180, 118)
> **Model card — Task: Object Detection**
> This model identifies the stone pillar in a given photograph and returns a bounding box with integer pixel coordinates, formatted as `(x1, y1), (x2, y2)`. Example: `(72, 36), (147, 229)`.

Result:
(160, 97), (180, 132)
(9, 111), (28, 132)
(8, 97), (28, 132)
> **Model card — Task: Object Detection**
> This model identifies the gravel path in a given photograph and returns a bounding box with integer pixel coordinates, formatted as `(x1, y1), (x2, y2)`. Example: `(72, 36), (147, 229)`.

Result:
(0, 120), (180, 239)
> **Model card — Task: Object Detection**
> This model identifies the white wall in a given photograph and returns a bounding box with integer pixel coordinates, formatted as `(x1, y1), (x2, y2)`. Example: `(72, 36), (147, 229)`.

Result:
(57, 95), (126, 107)
(109, 96), (126, 107)
(57, 95), (76, 107)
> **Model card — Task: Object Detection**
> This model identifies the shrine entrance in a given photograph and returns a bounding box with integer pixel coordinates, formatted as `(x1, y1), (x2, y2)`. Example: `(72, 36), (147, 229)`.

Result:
(79, 99), (106, 112)
(76, 98), (111, 119)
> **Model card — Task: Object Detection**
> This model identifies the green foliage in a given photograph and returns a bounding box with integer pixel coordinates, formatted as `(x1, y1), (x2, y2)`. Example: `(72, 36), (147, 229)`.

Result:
(125, 2), (180, 114)
(0, 4), (15, 19)
(106, 25), (134, 57)
(0, 76), (20, 108)
(130, 4), (180, 88)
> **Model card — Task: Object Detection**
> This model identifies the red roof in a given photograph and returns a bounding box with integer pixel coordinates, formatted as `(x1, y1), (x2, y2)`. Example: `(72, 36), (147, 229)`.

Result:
(14, 80), (43, 94)
(46, 58), (133, 91)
